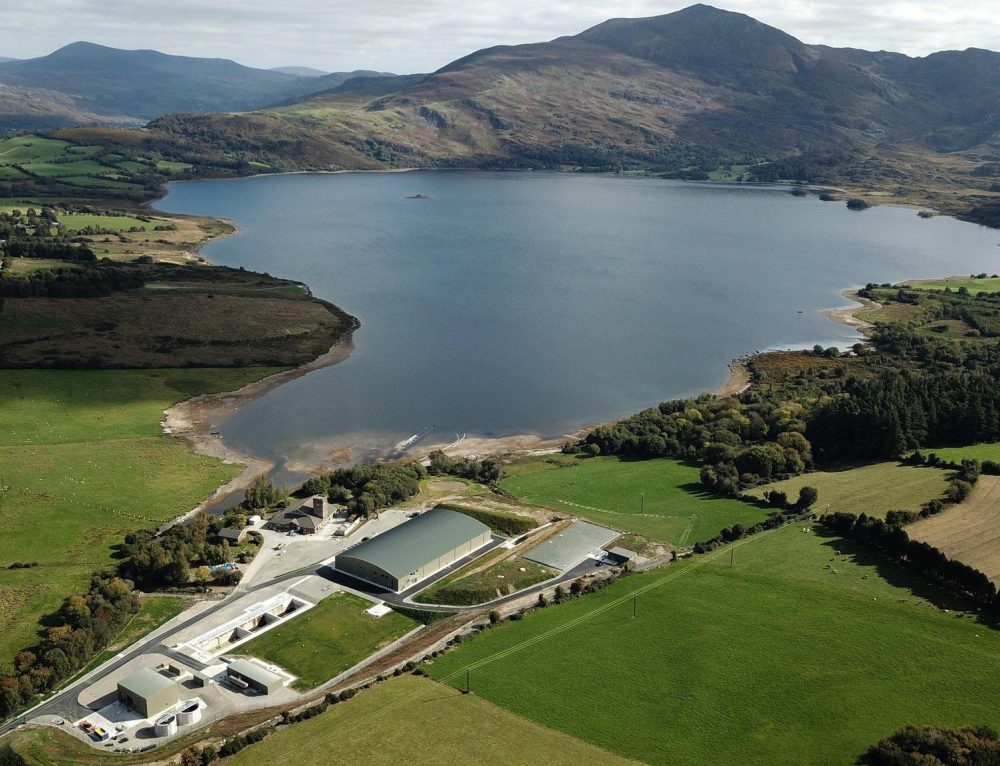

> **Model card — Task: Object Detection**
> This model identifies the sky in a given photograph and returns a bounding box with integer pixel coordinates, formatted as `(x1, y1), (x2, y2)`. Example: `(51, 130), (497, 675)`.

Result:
(3, 1), (997, 73)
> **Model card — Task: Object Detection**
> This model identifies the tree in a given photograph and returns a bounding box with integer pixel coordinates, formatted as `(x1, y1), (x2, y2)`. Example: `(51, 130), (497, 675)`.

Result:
(194, 566), (212, 589)
(796, 485), (819, 510)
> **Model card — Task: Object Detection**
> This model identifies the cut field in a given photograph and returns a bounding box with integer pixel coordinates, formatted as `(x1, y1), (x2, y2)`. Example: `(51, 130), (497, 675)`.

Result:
(233, 592), (416, 690)
(56, 213), (163, 232)
(500, 455), (772, 545)
(0, 368), (276, 658)
(908, 475), (1000, 584)
(748, 461), (951, 518)
(225, 673), (642, 766)
(429, 524), (1000, 766)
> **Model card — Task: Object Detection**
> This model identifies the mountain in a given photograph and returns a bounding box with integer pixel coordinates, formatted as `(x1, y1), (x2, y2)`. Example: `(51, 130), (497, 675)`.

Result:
(0, 57), (17, 64)
(0, 83), (137, 131)
(0, 42), (339, 127)
(270, 66), (329, 77)
(87, 6), (1000, 213)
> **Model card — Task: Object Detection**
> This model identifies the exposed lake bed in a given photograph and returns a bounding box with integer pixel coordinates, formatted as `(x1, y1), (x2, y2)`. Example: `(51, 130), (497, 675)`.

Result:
(156, 171), (1000, 482)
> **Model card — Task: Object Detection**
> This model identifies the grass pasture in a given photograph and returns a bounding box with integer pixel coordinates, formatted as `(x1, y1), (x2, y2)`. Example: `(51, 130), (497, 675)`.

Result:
(911, 277), (1000, 294)
(56, 212), (162, 232)
(926, 442), (1000, 464)
(748, 461), (952, 518)
(233, 592), (416, 690)
(429, 524), (1000, 765)
(0, 368), (275, 658)
(500, 455), (771, 545)
(226, 673), (642, 766)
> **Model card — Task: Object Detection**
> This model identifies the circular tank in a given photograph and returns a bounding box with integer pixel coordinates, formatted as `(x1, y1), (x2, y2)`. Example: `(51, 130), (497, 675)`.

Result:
(176, 701), (202, 726)
(153, 714), (177, 737)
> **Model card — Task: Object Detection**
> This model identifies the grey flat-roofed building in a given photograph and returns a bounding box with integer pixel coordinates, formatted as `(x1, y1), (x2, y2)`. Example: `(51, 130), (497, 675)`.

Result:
(607, 546), (638, 564)
(523, 521), (619, 570)
(335, 508), (491, 592)
(117, 667), (181, 718)
(227, 658), (284, 694)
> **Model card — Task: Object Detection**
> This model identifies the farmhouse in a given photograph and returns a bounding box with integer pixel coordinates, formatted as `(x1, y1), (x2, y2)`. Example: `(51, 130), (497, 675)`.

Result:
(335, 508), (492, 592)
(226, 658), (284, 695)
(268, 495), (342, 534)
(117, 667), (181, 718)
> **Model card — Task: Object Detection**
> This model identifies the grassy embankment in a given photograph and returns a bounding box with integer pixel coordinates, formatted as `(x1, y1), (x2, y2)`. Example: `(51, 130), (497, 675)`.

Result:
(0, 368), (277, 658)
(233, 592), (416, 690)
(428, 523), (1000, 766)
(748, 462), (952, 519)
(500, 453), (772, 545)
(414, 546), (556, 606)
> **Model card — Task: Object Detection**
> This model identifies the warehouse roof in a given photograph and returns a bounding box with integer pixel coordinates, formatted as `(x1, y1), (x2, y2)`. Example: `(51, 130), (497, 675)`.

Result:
(337, 508), (490, 579)
(118, 667), (177, 698)
(227, 658), (283, 687)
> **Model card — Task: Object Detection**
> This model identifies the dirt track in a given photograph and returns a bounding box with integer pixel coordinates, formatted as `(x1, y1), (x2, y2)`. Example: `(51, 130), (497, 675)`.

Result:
(908, 475), (1000, 584)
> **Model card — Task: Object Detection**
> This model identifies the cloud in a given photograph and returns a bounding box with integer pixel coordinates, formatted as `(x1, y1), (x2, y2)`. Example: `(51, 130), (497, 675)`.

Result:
(3, 1), (999, 72)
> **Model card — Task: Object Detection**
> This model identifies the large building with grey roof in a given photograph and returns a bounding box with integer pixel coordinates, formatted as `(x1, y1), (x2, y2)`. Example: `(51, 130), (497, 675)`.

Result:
(117, 667), (181, 718)
(334, 508), (491, 592)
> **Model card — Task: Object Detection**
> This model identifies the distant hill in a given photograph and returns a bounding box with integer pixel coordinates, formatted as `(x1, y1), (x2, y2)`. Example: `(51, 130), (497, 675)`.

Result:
(142, 4), (1000, 215)
(270, 66), (329, 77)
(0, 42), (350, 128)
(0, 56), (18, 64)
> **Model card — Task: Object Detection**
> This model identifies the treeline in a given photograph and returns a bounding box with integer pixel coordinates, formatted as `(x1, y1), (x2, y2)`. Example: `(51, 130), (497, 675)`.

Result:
(0, 262), (144, 297)
(0, 575), (139, 719)
(2, 241), (95, 261)
(819, 511), (997, 610)
(807, 368), (1000, 462)
(428, 450), (502, 483)
(867, 724), (1000, 765)
(572, 393), (814, 496)
(298, 463), (426, 516)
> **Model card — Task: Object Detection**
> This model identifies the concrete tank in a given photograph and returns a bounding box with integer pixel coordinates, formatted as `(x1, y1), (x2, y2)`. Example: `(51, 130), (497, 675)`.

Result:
(153, 714), (177, 737)
(176, 701), (202, 726)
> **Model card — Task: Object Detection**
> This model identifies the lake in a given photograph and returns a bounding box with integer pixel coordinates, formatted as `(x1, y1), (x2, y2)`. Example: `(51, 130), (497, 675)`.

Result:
(157, 172), (1000, 478)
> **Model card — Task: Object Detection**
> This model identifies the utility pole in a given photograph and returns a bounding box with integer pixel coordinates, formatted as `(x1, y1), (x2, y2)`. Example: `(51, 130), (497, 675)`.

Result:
(464, 667), (470, 694)
(632, 595), (637, 619)
(730, 546), (735, 568)
(640, 492), (645, 514)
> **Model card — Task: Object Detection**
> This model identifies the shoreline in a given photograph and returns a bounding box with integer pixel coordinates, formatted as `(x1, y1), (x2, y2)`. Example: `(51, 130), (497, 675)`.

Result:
(821, 288), (883, 338)
(160, 333), (357, 520)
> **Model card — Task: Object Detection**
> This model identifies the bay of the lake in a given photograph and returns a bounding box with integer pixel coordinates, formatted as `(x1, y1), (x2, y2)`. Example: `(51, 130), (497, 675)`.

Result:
(157, 171), (1000, 477)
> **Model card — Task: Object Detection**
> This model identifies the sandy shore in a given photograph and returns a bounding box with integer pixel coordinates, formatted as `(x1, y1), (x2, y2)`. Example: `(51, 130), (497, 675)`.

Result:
(821, 289), (883, 337)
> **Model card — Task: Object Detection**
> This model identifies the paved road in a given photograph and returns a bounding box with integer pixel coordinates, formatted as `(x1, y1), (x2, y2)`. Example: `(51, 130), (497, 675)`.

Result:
(1, 544), (604, 737)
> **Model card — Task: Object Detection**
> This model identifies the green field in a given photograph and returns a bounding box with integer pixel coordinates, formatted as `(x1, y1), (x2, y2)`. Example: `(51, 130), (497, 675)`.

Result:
(56, 213), (162, 232)
(748, 461), (951, 518)
(234, 592), (416, 689)
(226, 673), (641, 766)
(925, 442), (1000, 464)
(0, 368), (277, 658)
(429, 524), (1000, 765)
(911, 277), (1000, 293)
(500, 455), (772, 545)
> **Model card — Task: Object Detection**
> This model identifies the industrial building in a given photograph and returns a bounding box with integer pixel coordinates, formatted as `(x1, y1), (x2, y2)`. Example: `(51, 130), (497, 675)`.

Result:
(226, 658), (285, 695)
(334, 508), (492, 592)
(117, 668), (181, 718)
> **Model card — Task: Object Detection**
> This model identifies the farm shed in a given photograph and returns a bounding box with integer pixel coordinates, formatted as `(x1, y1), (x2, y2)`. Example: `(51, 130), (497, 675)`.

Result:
(334, 508), (492, 592)
(117, 667), (181, 718)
